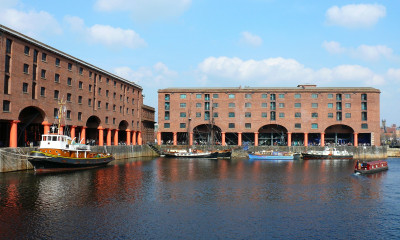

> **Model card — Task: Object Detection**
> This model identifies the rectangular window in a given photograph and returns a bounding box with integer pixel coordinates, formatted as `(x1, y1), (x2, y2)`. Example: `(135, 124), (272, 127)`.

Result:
(55, 74), (60, 83)
(66, 110), (71, 120)
(41, 69), (46, 79)
(328, 94), (333, 99)
(345, 103), (351, 108)
(311, 93), (318, 99)
(328, 103), (333, 108)
(78, 112), (82, 121)
(270, 102), (276, 110)
(229, 103), (235, 108)
(279, 103), (285, 108)
(229, 112), (235, 118)
(245, 94), (252, 99)
(295, 123), (301, 129)
(279, 112), (285, 118)
(89, 85), (92, 92)
(67, 78), (72, 86)
(23, 64), (29, 74)
(180, 94), (187, 99)
(98, 101), (101, 108)
(279, 94), (285, 99)
(361, 123), (368, 129)
(245, 102), (252, 108)
(361, 94), (367, 101)
(98, 88), (101, 95)
(362, 112), (367, 121)
(113, 105), (116, 111)
(261, 102), (268, 108)
(113, 92), (116, 99)
(4, 75), (10, 94)
(106, 90), (109, 97)
(213, 94), (219, 98)
(195, 94), (201, 99)
(270, 111), (276, 120)
(336, 94), (342, 101)
(55, 58), (60, 67)
(54, 108), (58, 118)
(22, 83), (28, 93)
(261, 93), (267, 99)
(336, 102), (342, 110)
(311, 123), (318, 129)
(54, 90), (59, 99)
(42, 53), (47, 62)
(228, 123), (235, 128)
(3, 100), (10, 112)
(245, 123), (251, 129)
(196, 103), (202, 108)
(180, 103), (186, 108)
(6, 39), (12, 53)
(180, 112), (186, 117)
(345, 113), (351, 118)
(261, 112), (267, 118)
(113, 118), (116, 124)
(33, 50), (38, 63)
(5, 55), (11, 73)
(213, 112), (218, 118)
(105, 117), (109, 124)
(68, 63), (72, 71)
(180, 123), (186, 128)
(89, 72), (93, 78)
(345, 94), (351, 99)
(361, 102), (367, 110)
(40, 87), (45, 96)
(164, 94), (170, 101)
(228, 94), (235, 99)
(336, 112), (342, 121)
(294, 94), (301, 99)
(79, 81), (83, 89)
(295, 112), (301, 118)
(67, 93), (71, 102)
(245, 112), (251, 118)
(196, 112), (201, 117)
(312, 103), (318, 108)
(212, 103), (219, 108)
(88, 99), (92, 106)
(312, 112), (318, 118)
(270, 94), (276, 101)
(294, 103), (301, 108)
(164, 123), (170, 128)
(24, 46), (30, 55)
(165, 102), (170, 110)
(79, 67), (83, 75)
(328, 113), (333, 118)
(204, 111), (210, 120)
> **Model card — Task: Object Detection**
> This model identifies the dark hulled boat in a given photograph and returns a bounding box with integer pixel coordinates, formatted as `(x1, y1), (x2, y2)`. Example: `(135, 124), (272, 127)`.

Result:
(163, 149), (218, 159)
(354, 160), (388, 174)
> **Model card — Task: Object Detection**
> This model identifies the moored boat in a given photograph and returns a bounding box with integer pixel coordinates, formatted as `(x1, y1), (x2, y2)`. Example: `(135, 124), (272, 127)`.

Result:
(354, 160), (388, 174)
(302, 147), (353, 160)
(249, 150), (300, 160)
(216, 149), (232, 159)
(163, 149), (218, 159)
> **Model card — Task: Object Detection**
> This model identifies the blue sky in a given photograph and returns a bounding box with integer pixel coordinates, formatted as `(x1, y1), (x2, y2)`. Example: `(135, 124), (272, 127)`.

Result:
(1, 0), (399, 124)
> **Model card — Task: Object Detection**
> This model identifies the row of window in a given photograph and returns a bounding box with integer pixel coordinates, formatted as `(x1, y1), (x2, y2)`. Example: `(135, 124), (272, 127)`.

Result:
(172, 93), (368, 101)
(163, 122), (369, 130)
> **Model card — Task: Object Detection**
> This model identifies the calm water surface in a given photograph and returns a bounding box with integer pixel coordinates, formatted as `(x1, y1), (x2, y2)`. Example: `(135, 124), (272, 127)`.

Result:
(1, 157), (400, 239)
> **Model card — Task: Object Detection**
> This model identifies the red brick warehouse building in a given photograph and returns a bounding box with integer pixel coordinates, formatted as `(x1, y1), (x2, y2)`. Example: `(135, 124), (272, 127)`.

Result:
(0, 25), (155, 147)
(157, 85), (380, 146)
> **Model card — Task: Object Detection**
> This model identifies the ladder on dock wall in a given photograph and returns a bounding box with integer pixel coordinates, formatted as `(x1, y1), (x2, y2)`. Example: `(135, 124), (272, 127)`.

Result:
(147, 143), (163, 155)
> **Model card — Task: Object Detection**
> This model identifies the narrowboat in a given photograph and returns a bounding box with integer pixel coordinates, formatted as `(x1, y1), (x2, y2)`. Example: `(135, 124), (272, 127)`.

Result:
(354, 160), (388, 174)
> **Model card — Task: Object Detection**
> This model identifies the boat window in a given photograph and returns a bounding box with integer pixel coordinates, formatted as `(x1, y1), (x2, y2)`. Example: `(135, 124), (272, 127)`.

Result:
(52, 136), (57, 141)
(43, 136), (47, 141)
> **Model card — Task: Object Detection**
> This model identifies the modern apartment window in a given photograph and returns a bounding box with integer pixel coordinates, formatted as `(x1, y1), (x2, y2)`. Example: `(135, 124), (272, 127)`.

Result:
(294, 103), (301, 108)
(279, 103), (285, 108)
(345, 113), (351, 118)
(89, 85), (92, 92)
(270, 102), (276, 110)
(312, 103), (318, 108)
(79, 67), (83, 75)
(311, 123), (318, 129)
(164, 123), (170, 128)
(66, 110), (71, 120)
(336, 94), (342, 101)
(180, 103), (186, 108)
(229, 112), (235, 118)
(295, 112), (301, 118)
(67, 93), (71, 102)
(55, 74), (60, 83)
(196, 103), (202, 108)
(345, 94), (351, 99)
(3, 100), (10, 112)
(68, 63), (72, 71)
(245, 102), (252, 108)
(361, 102), (367, 110)
(22, 83), (28, 93)
(79, 81), (83, 89)
(41, 69), (46, 79)
(361, 123), (368, 129)
(311, 93), (318, 99)
(6, 39), (12, 53)
(278, 94), (285, 99)
(165, 102), (170, 110)
(328, 103), (333, 109)
(195, 94), (201, 99)
(361, 94), (367, 101)
(54, 90), (59, 99)
(196, 112), (201, 117)
(42, 53), (47, 62)
(33, 50), (38, 63)
(54, 108), (58, 118)
(261, 102), (268, 108)
(270, 94), (276, 101)
(336, 112), (342, 121)
(212, 103), (219, 108)
(24, 46), (30, 55)
(261, 93), (267, 99)
(245, 123), (251, 129)
(88, 99), (92, 106)
(261, 112), (267, 118)
(55, 58), (60, 67)
(23, 64), (29, 74)
(279, 112), (285, 118)
(229, 103), (235, 108)
(245, 94), (252, 99)
(311, 112), (318, 118)
(328, 113), (333, 118)
(228, 123), (235, 129)
(228, 94), (235, 99)
(328, 94), (333, 99)
(213, 112), (218, 118)
(270, 111), (276, 120)
(245, 112), (251, 118)
(78, 112), (82, 121)
(67, 78), (72, 86)
(180, 123), (186, 129)
(180, 112), (187, 117)
(345, 103), (351, 108)
(294, 94), (301, 99)
(295, 123), (301, 129)
(40, 87), (45, 96)
(362, 112), (367, 121)
(180, 94), (187, 99)
(213, 94), (219, 98)
(165, 94), (170, 101)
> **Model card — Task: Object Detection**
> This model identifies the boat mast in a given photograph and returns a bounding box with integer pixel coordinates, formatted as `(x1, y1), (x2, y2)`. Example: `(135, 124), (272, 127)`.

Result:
(57, 99), (66, 135)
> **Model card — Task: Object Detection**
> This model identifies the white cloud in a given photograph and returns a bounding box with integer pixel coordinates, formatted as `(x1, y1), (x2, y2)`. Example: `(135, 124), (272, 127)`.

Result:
(197, 56), (385, 86)
(0, 0), (19, 8)
(387, 69), (400, 81)
(0, 8), (62, 38)
(64, 16), (147, 49)
(326, 4), (386, 28)
(94, 0), (191, 22)
(240, 31), (262, 47)
(323, 41), (397, 62)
